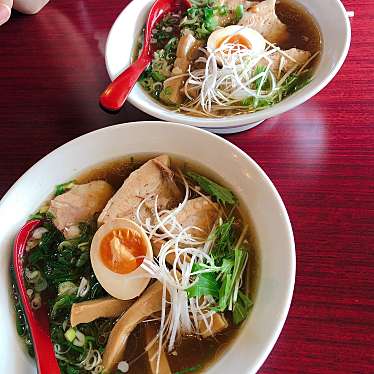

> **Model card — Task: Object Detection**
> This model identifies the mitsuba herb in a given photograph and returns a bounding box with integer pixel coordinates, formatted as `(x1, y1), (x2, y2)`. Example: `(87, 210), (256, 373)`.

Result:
(186, 171), (236, 205)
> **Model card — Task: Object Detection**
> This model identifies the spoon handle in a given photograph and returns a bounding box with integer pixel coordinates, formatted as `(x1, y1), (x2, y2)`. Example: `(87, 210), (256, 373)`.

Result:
(100, 55), (151, 111)
(14, 220), (61, 374)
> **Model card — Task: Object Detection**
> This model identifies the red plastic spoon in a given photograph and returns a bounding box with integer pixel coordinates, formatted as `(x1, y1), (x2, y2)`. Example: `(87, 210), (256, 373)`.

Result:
(13, 220), (61, 374)
(100, 0), (191, 111)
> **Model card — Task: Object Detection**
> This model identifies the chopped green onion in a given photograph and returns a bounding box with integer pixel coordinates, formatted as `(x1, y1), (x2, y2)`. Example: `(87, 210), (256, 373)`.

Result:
(216, 5), (228, 16)
(64, 327), (76, 343)
(151, 71), (166, 82)
(235, 4), (244, 21)
(73, 330), (86, 347)
(76, 251), (89, 267)
(51, 295), (75, 318)
(58, 281), (78, 297)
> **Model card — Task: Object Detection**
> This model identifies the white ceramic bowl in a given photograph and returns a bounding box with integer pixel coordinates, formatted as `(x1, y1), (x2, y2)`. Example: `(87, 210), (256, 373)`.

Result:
(105, 0), (351, 133)
(0, 122), (295, 373)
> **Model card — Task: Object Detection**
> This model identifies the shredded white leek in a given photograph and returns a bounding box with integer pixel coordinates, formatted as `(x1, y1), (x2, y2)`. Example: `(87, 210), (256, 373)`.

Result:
(138, 193), (222, 374)
(181, 37), (317, 116)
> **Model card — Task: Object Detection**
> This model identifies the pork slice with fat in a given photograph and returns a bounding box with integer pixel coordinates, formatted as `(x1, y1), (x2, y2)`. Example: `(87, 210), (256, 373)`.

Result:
(48, 181), (114, 238)
(98, 155), (182, 226)
(238, 0), (289, 44)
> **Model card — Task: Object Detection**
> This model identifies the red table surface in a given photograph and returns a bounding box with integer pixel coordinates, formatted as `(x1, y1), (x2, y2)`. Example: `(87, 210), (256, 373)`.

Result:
(0, 1), (373, 373)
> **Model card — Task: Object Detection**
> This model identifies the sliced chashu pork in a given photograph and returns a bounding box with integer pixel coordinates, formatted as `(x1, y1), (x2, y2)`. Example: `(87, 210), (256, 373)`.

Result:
(165, 197), (219, 238)
(48, 181), (114, 238)
(267, 48), (311, 75)
(154, 196), (219, 261)
(239, 0), (289, 44)
(98, 155), (182, 226)
(199, 313), (228, 338)
(215, 1), (257, 26)
(174, 197), (219, 238)
(160, 32), (202, 105)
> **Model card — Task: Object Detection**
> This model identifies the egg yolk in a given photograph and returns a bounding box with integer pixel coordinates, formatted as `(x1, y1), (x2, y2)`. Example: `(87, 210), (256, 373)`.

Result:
(217, 34), (252, 49)
(100, 228), (146, 274)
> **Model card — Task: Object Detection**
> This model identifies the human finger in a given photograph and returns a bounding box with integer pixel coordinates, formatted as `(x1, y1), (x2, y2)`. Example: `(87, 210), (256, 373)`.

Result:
(13, 0), (49, 15)
(0, 0), (13, 26)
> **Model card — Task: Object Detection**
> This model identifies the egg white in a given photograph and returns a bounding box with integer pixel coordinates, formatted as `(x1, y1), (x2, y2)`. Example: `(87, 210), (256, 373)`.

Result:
(207, 25), (266, 54)
(90, 219), (153, 300)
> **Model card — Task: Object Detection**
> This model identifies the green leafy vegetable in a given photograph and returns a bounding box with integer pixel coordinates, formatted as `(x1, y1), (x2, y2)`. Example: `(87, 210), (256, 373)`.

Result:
(55, 180), (75, 196)
(253, 65), (271, 91)
(24, 219), (105, 314)
(235, 4), (244, 21)
(51, 295), (76, 318)
(139, 12), (181, 99)
(281, 71), (312, 96)
(187, 264), (220, 298)
(13, 213), (110, 370)
(233, 290), (253, 325)
(175, 364), (203, 374)
(203, 7), (218, 32)
(240, 69), (313, 112)
(151, 13), (180, 48)
(186, 171), (236, 205)
(29, 210), (54, 221)
(49, 318), (115, 373)
(187, 218), (252, 324)
(211, 217), (235, 260)
(215, 248), (248, 312)
(10, 273), (35, 357)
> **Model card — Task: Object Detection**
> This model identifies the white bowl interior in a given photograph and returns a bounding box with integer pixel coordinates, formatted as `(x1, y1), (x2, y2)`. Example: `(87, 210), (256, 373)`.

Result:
(0, 122), (295, 373)
(105, 0), (350, 128)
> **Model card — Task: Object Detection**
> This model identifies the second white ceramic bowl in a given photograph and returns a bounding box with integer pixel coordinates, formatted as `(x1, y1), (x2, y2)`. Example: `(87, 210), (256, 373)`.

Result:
(105, 0), (351, 133)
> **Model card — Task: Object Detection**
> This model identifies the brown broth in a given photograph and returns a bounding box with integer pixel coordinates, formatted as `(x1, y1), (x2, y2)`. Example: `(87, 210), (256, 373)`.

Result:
(137, 0), (322, 118)
(77, 154), (260, 373)
(276, 0), (322, 53)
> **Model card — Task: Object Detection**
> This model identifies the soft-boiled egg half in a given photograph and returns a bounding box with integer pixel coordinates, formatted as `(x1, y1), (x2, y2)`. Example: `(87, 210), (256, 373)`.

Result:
(90, 219), (153, 300)
(207, 25), (266, 54)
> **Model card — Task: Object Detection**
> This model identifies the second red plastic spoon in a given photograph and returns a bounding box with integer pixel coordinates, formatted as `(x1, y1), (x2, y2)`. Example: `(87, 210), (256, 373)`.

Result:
(100, 0), (190, 111)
